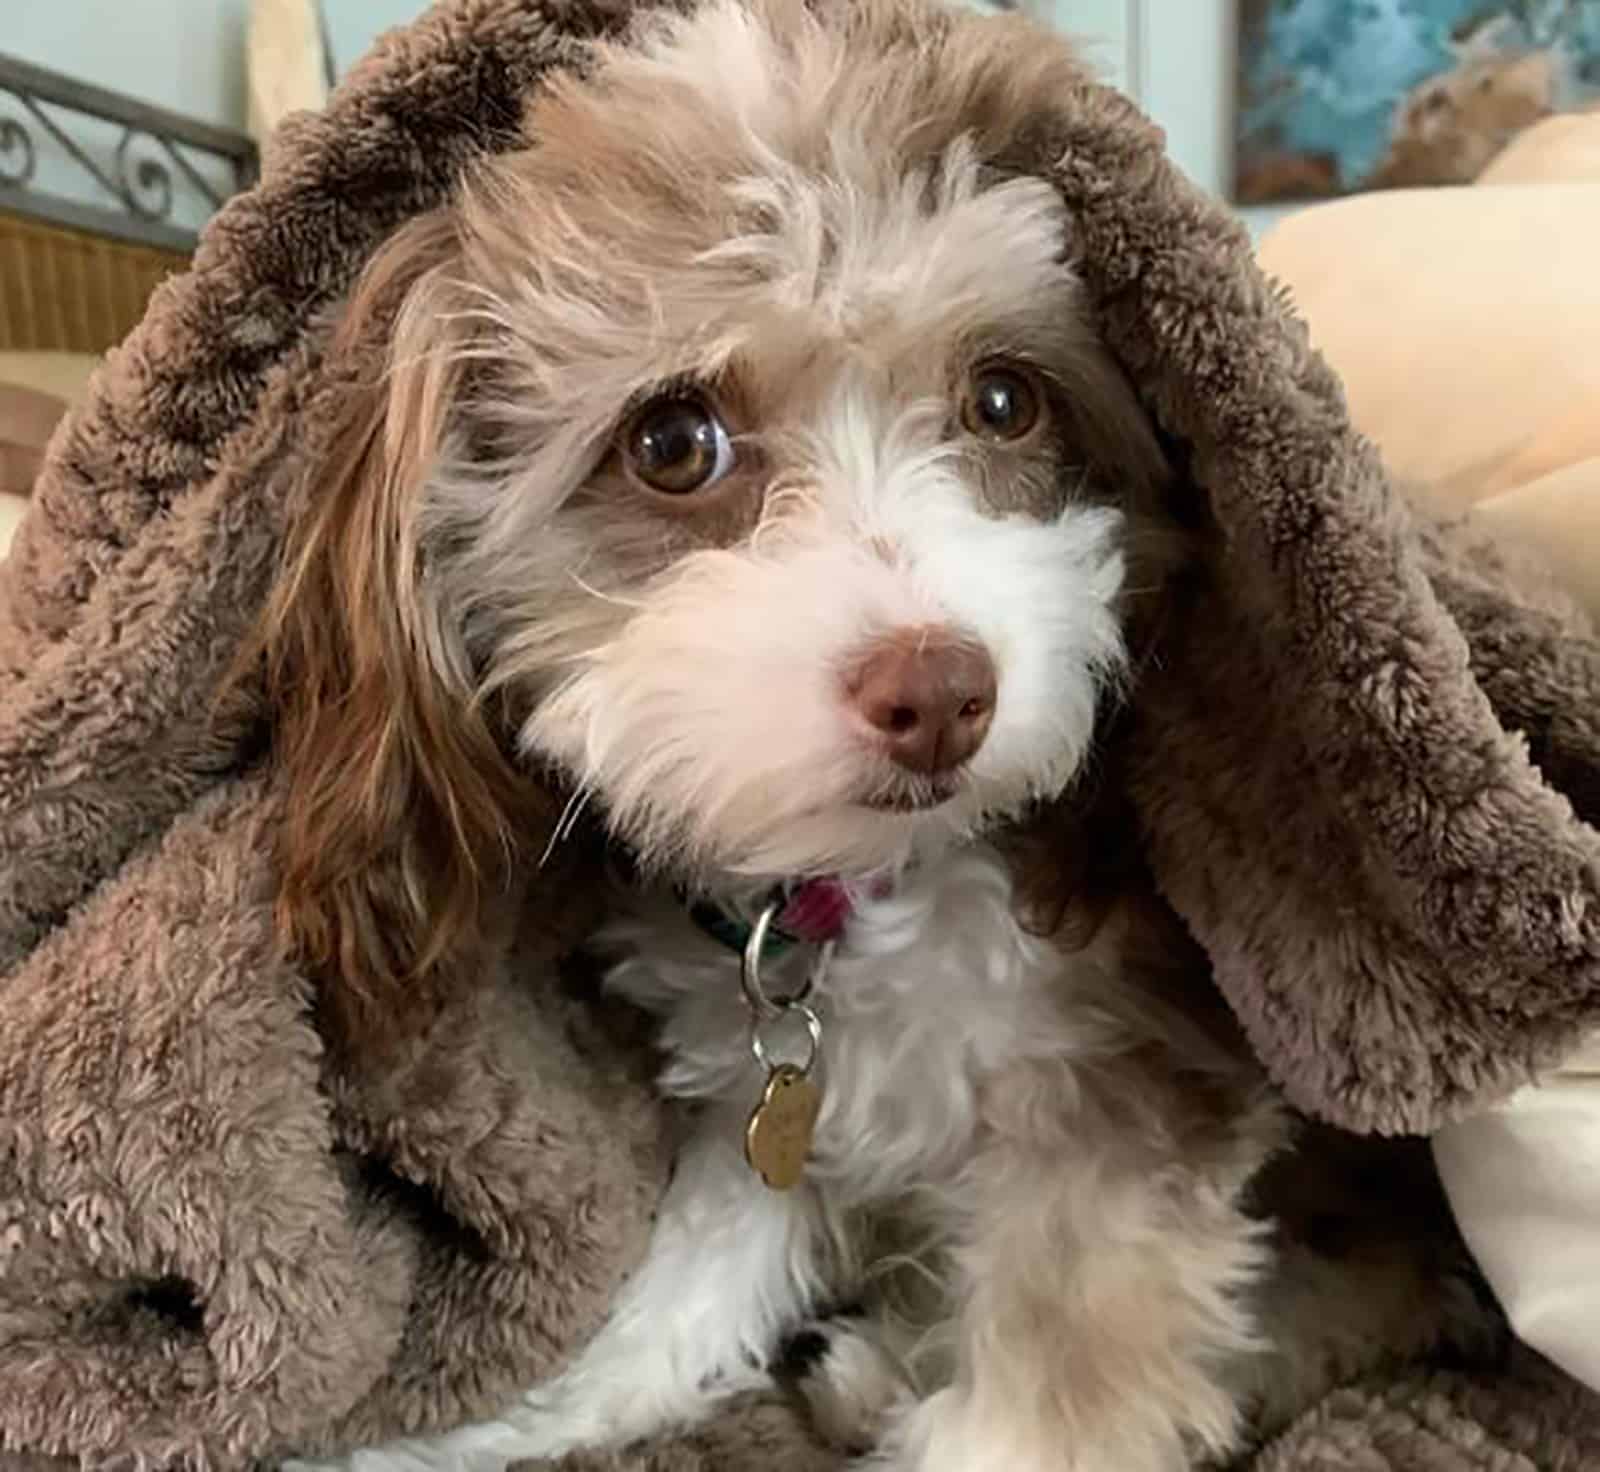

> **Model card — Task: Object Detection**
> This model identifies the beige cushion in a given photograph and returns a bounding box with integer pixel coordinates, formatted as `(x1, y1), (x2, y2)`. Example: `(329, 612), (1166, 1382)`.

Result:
(0, 353), (97, 559)
(0, 381), (68, 499)
(1478, 109), (1600, 186)
(0, 350), (98, 498)
(1256, 122), (1600, 622)
(0, 492), (26, 559)
(1473, 458), (1600, 622)
(1256, 182), (1600, 507)
(0, 351), (98, 407)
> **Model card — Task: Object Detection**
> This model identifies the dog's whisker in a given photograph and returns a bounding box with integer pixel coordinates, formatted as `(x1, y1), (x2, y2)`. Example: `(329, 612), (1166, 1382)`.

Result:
(556, 786), (593, 844)
(539, 784), (594, 867)
(567, 569), (646, 611)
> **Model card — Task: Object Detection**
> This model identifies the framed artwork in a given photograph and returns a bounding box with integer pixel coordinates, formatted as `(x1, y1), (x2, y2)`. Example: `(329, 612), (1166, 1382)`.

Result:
(1234, 1), (1600, 204)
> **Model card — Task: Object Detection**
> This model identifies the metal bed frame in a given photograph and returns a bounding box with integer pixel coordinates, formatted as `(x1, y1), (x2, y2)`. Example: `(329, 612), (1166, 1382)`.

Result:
(0, 50), (258, 255)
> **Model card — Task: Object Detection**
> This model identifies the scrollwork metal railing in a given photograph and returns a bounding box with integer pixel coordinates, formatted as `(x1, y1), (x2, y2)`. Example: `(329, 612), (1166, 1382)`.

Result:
(0, 52), (258, 252)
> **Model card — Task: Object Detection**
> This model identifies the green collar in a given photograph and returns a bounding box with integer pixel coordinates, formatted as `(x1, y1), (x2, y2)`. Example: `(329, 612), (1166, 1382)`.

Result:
(683, 876), (862, 958)
(685, 888), (803, 959)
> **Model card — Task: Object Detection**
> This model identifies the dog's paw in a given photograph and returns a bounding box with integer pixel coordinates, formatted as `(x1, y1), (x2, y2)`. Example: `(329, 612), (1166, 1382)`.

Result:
(775, 1317), (914, 1453)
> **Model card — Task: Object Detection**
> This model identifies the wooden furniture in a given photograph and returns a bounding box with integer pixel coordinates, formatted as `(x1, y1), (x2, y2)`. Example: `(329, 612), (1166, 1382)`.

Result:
(0, 51), (258, 355)
(0, 53), (259, 541)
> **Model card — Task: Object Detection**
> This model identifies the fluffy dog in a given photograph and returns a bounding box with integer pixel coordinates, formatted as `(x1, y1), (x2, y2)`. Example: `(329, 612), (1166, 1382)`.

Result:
(268, 2), (1494, 1468)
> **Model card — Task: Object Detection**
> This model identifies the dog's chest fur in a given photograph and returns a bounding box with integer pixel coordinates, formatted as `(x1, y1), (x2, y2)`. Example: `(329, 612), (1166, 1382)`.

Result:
(309, 840), (1495, 1472)
(601, 844), (1113, 1209)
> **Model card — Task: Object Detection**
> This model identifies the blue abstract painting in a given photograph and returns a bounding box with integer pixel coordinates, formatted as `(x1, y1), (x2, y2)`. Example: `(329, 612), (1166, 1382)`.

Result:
(1234, 0), (1600, 202)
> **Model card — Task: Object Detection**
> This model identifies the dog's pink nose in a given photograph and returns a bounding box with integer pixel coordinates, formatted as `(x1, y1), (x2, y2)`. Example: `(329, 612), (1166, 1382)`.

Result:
(845, 632), (997, 775)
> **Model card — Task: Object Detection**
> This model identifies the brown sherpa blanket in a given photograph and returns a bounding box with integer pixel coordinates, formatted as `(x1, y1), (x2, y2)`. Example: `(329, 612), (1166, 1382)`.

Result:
(4, 1), (1600, 1467)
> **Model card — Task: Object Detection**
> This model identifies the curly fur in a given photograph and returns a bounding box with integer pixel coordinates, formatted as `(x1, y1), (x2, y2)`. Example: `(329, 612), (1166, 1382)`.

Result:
(261, 3), (1499, 1469)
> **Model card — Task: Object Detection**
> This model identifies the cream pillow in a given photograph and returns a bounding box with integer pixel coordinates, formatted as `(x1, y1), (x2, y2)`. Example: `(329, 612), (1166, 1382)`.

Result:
(1478, 109), (1600, 185)
(1257, 182), (1600, 508)
(1434, 1034), (1600, 1397)
(1473, 458), (1600, 621)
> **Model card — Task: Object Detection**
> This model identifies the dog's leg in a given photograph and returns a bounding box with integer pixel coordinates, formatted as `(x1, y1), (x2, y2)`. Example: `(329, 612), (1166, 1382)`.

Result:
(780, 1311), (924, 1453)
(866, 1063), (1268, 1472)
(313, 1113), (830, 1472)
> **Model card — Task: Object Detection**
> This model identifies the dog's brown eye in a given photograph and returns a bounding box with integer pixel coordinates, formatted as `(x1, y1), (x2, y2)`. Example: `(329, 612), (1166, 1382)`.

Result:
(623, 395), (735, 495)
(961, 363), (1043, 442)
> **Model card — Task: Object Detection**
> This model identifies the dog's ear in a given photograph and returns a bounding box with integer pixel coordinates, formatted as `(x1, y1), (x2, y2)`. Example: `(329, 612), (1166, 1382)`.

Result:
(259, 206), (545, 1056)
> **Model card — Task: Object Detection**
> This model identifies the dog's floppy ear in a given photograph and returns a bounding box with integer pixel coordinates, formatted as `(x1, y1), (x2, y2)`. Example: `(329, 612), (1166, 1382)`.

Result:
(876, 0), (1600, 1131)
(258, 206), (546, 1055)
(1013, 76), (1600, 1134)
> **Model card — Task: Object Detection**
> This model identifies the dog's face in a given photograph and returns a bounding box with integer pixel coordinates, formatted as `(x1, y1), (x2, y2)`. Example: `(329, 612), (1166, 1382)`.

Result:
(403, 0), (1167, 885)
(266, 0), (1171, 1027)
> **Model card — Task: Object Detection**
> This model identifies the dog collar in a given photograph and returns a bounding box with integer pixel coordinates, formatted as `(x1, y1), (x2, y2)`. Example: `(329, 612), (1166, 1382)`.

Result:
(682, 875), (885, 1194)
(685, 877), (858, 959)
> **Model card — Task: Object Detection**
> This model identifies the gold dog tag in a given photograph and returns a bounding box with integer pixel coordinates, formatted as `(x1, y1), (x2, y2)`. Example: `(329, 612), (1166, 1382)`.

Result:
(745, 1064), (821, 1191)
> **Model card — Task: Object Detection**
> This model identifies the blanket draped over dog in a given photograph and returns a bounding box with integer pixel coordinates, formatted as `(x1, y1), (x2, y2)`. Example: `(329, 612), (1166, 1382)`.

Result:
(3, 0), (1599, 1466)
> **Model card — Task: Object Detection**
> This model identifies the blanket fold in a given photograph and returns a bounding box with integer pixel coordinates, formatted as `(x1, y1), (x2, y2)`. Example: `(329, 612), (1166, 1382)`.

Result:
(3, 0), (1598, 1467)
(2, 774), (665, 1464)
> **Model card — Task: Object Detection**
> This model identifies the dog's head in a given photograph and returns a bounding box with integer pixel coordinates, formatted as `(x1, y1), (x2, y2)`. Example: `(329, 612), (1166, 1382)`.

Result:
(262, 0), (1171, 1039)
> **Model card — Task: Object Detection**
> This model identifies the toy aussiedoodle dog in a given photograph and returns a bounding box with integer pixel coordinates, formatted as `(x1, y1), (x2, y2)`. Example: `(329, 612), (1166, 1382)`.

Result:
(269, 2), (1496, 1468)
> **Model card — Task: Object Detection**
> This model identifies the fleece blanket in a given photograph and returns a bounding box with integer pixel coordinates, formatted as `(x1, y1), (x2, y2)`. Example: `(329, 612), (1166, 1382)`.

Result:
(2, 1), (1599, 1467)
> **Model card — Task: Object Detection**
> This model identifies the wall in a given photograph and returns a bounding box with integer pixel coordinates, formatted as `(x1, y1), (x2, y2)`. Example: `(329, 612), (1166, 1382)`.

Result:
(2, 0), (424, 114)
(1045, 0), (1294, 236)
(1, 0), (1287, 236)
(0, 0), (423, 236)
(4, 0), (250, 128)
(320, 0), (1299, 238)
(3, 0), (250, 234)
(322, 0), (430, 75)
(1, 0), (1246, 181)
(2, 0), (442, 120)
(0, 0), (1246, 194)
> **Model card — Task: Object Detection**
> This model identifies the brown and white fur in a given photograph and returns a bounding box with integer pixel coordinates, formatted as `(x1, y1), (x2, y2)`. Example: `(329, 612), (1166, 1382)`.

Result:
(269, 3), (1495, 1469)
